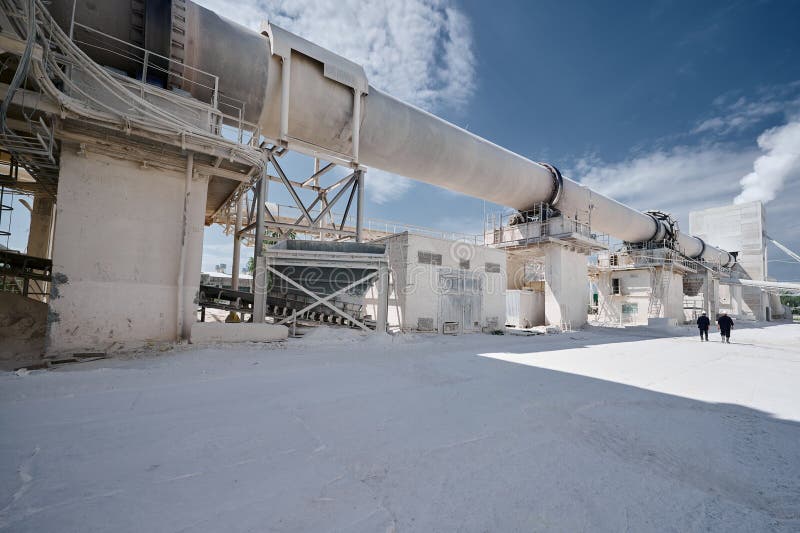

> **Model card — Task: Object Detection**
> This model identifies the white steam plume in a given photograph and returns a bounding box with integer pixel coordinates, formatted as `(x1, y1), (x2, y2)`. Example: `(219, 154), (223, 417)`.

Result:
(735, 119), (800, 204)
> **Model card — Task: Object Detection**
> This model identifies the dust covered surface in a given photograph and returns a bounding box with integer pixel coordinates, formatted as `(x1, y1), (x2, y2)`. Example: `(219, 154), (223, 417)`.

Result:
(1, 323), (799, 531)
(0, 293), (46, 371)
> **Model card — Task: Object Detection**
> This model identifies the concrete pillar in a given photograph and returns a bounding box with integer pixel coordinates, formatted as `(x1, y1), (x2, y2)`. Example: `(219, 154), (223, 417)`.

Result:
(180, 163), (209, 340)
(253, 175), (268, 323)
(731, 284), (743, 317)
(47, 146), (205, 356)
(702, 271), (719, 318)
(543, 244), (588, 329)
(26, 195), (55, 259)
(375, 264), (389, 333)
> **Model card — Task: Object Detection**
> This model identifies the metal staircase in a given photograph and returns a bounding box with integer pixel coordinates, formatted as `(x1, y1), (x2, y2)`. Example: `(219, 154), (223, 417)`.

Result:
(647, 259), (674, 318)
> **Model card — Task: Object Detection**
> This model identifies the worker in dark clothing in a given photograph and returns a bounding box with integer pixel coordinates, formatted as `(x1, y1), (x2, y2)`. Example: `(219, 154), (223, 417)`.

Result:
(717, 312), (734, 343)
(697, 312), (710, 341)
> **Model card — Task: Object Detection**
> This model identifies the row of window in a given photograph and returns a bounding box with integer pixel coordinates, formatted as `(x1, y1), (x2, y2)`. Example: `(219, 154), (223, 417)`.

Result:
(417, 251), (501, 273)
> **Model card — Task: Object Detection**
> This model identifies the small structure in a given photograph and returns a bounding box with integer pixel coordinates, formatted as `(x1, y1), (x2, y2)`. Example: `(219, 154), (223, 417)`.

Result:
(590, 247), (695, 326)
(486, 206), (607, 329)
(366, 232), (506, 333)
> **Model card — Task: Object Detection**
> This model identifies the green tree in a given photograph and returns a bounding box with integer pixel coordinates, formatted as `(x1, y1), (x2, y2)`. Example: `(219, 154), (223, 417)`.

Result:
(780, 295), (800, 309)
(244, 230), (295, 274)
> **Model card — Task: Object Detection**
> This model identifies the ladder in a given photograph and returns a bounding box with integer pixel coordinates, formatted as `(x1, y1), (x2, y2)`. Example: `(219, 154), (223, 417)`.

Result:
(648, 258), (674, 318)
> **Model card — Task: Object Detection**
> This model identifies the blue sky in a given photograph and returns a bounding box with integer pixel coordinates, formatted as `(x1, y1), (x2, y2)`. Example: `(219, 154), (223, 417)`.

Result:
(4, 0), (799, 280)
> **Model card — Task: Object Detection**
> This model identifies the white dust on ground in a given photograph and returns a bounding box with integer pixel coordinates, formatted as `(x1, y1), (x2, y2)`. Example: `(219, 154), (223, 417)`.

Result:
(1, 323), (799, 532)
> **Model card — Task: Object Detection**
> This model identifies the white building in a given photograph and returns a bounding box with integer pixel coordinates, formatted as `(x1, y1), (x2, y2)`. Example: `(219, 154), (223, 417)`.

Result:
(366, 232), (506, 333)
(590, 249), (689, 326)
(689, 201), (770, 320)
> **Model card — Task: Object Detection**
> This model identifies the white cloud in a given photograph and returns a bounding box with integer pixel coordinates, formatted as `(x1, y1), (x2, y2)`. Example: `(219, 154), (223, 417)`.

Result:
(573, 145), (759, 223)
(734, 119), (800, 204)
(366, 169), (413, 205)
(571, 120), (800, 280)
(194, 0), (475, 112)
(194, 0), (477, 205)
(692, 98), (785, 135)
(692, 84), (800, 135)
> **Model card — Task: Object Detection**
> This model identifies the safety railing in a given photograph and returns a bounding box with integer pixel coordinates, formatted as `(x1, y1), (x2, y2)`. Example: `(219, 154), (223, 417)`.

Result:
(218, 200), (486, 245)
(67, 21), (262, 147)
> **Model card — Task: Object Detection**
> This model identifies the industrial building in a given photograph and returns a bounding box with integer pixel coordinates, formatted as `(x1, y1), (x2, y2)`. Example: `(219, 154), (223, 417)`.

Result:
(365, 232), (506, 333)
(0, 0), (796, 367)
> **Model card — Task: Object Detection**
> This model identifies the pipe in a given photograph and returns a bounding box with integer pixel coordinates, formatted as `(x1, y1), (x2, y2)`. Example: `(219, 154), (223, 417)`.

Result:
(50, 1), (735, 267)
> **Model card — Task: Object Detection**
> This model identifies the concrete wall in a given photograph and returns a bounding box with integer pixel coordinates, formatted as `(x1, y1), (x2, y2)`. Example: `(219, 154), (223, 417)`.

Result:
(543, 245), (588, 328)
(595, 268), (684, 326)
(47, 147), (207, 355)
(506, 289), (544, 327)
(369, 233), (506, 332)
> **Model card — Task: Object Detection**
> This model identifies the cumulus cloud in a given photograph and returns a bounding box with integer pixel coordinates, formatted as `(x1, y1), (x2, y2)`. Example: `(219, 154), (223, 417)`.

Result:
(573, 145), (759, 224)
(194, 0), (477, 204)
(366, 169), (414, 205)
(734, 119), (800, 204)
(194, 0), (475, 111)
(571, 86), (800, 280)
(692, 83), (800, 135)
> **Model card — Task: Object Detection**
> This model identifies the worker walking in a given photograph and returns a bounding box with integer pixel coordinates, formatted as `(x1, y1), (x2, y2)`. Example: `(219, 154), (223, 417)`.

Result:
(697, 312), (710, 341)
(717, 312), (734, 343)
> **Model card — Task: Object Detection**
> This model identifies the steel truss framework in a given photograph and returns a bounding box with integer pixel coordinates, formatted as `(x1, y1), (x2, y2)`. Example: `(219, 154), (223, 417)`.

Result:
(233, 147), (366, 246)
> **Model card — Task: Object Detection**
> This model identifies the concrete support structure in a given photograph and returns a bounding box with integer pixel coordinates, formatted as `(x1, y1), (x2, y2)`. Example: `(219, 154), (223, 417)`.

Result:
(375, 263), (389, 334)
(543, 245), (589, 329)
(26, 194), (55, 259)
(252, 175), (268, 323)
(703, 271), (720, 320)
(178, 156), (209, 340)
(47, 146), (207, 355)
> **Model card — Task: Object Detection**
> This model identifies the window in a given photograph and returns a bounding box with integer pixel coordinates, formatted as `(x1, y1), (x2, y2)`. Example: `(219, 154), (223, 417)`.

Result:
(622, 303), (638, 315)
(485, 262), (501, 273)
(459, 259), (470, 270)
(610, 254), (619, 266)
(611, 278), (621, 295)
(418, 251), (442, 265)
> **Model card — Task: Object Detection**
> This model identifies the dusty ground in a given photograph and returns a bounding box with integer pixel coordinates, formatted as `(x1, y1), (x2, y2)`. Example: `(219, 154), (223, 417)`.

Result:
(1, 322), (798, 532)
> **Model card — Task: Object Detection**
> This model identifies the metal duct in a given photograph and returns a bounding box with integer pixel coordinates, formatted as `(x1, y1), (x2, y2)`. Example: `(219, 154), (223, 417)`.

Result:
(49, 0), (734, 267)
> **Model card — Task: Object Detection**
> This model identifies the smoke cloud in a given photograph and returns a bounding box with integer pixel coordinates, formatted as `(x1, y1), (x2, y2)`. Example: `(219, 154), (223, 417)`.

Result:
(734, 119), (800, 204)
